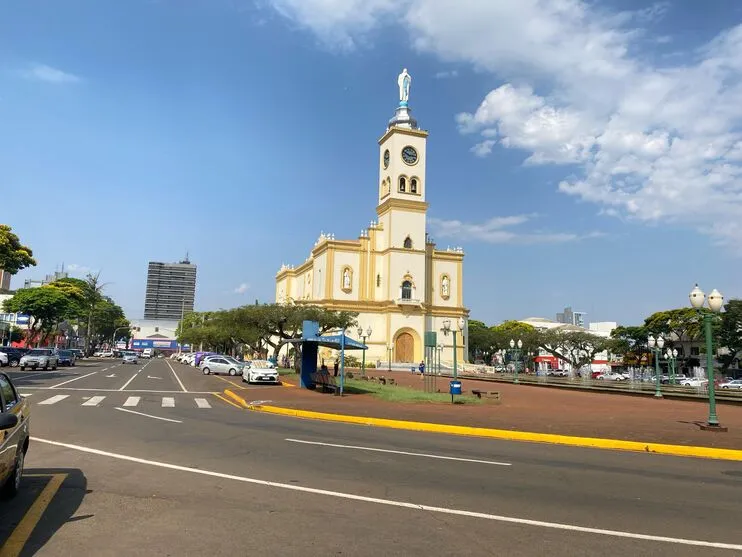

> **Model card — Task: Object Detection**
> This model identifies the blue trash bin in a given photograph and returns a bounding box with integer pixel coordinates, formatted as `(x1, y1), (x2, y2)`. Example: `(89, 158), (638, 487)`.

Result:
(449, 381), (462, 395)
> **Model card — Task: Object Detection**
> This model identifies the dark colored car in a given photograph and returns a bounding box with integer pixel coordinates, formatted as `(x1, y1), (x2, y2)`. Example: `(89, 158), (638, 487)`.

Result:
(70, 349), (84, 360)
(57, 350), (76, 367)
(0, 348), (29, 368)
(0, 372), (30, 498)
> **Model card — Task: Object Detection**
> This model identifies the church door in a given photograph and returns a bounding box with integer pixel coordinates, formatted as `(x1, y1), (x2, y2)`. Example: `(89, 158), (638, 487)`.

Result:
(395, 332), (414, 363)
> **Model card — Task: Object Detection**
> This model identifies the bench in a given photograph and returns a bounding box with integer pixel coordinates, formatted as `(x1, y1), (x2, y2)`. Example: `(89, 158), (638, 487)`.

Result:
(471, 389), (501, 401)
(311, 372), (338, 393)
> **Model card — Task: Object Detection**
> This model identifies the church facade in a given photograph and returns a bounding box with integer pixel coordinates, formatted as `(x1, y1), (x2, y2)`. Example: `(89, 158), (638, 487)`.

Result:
(275, 77), (468, 365)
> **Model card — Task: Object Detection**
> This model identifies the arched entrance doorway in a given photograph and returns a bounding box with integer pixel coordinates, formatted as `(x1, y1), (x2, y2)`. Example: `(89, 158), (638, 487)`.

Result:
(395, 332), (414, 363)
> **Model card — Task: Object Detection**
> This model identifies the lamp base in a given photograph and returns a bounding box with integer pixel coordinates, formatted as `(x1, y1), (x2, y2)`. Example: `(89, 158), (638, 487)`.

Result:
(700, 423), (728, 432)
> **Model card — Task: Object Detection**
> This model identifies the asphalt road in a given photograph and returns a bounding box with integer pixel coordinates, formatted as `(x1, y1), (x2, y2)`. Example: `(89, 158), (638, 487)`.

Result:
(1, 358), (742, 556)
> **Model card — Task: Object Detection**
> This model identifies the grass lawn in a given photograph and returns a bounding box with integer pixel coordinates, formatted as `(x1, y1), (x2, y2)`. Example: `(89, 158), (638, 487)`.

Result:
(342, 378), (482, 404)
(277, 368), (297, 376)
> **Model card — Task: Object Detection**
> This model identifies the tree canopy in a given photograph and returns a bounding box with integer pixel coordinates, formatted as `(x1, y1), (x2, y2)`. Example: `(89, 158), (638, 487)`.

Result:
(0, 225), (36, 275)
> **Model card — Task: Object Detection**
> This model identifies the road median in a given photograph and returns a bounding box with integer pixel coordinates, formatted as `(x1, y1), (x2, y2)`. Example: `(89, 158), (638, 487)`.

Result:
(245, 402), (742, 462)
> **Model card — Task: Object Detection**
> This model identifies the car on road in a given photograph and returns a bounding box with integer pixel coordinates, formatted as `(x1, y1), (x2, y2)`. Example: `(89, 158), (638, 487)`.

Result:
(19, 349), (59, 371)
(0, 372), (30, 498)
(0, 348), (28, 368)
(98, 351), (114, 358)
(57, 350), (76, 367)
(681, 378), (708, 388)
(247, 359), (276, 370)
(200, 355), (244, 376)
(70, 349), (84, 360)
(141, 348), (152, 359)
(0, 353), (6, 367)
(720, 379), (742, 390)
(243, 363), (280, 384)
(547, 369), (569, 377)
(596, 372), (628, 381)
(122, 352), (139, 365)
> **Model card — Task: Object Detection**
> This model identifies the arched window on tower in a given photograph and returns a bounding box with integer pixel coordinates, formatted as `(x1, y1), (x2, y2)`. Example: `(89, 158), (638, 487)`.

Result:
(403, 236), (413, 249)
(410, 178), (418, 194)
(399, 176), (406, 192)
(401, 280), (413, 300)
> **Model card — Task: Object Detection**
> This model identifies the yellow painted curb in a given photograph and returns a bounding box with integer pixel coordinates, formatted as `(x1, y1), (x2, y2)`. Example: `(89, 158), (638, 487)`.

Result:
(224, 389), (249, 408)
(247, 404), (742, 462)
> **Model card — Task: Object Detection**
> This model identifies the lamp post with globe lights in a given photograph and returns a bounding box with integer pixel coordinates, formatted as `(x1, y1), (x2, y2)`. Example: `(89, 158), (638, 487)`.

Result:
(442, 317), (465, 379)
(689, 284), (726, 431)
(666, 348), (678, 385)
(510, 338), (523, 384)
(357, 326), (372, 377)
(647, 334), (665, 398)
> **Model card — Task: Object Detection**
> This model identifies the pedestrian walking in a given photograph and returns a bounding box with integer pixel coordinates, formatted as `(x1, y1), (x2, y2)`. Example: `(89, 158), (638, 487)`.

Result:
(419, 361), (425, 375)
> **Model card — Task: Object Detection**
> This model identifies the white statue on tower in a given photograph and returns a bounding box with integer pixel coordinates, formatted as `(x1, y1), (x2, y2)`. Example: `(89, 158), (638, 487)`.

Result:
(398, 68), (412, 104)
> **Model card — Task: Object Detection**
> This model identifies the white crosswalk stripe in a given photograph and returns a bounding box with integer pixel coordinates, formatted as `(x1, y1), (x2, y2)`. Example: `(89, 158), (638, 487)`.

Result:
(20, 393), (32, 398)
(82, 396), (106, 407)
(123, 396), (140, 407)
(162, 397), (175, 408)
(194, 398), (211, 409)
(39, 395), (69, 405)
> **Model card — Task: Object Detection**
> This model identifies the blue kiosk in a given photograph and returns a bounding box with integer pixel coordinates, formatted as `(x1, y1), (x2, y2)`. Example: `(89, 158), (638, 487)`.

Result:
(285, 320), (367, 396)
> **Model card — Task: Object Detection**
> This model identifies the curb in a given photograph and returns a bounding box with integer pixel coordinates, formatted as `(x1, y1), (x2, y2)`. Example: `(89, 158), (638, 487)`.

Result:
(224, 389), (249, 408)
(246, 403), (742, 462)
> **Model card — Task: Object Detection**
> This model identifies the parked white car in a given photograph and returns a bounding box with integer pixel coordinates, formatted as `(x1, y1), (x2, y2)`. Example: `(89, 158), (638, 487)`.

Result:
(681, 378), (708, 388)
(719, 379), (742, 390)
(596, 372), (628, 381)
(243, 364), (280, 384)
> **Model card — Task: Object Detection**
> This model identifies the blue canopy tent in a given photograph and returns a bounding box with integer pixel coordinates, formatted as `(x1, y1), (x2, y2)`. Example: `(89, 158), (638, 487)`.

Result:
(283, 320), (367, 395)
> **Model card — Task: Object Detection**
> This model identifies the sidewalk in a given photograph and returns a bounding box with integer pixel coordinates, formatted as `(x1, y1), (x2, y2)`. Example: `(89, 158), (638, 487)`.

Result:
(246, 371), (742, 450)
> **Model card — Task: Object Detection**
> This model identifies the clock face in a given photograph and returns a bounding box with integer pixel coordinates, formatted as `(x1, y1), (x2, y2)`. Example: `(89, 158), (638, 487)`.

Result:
(401, 146), (418, 165)
(383, 149), (390, 169)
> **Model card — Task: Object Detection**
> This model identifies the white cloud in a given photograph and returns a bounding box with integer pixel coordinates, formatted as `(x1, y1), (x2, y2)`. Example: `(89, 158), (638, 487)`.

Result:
(263, 0), (742, 246)
(23, 64), (81, 84)
(434, 70), (458, 79)
(234, 283), (250, 294)
(429, 214), (602, 245)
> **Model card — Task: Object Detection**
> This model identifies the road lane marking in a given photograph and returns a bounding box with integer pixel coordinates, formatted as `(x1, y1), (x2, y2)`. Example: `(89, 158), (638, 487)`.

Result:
(114, 407), (182, 423)
(38, 395), (69, 405)
(81, 396), (105, 407)
(29, 437), (742, 551)
(123, 396), (140, 407)
(284, 439), (512, 466)
(14, 387), (217, 394)
(0, 473), (67, 557)
(165, 360), (188, 392)
(195, 398), (211, 408)
(119, 371), (141, 391)
(213, 393), (243, 409)
(214, 375), (247, 389)
(49, 371), (97, 388)
(19, 393), (32, 397)
(162, 397), (175, 408)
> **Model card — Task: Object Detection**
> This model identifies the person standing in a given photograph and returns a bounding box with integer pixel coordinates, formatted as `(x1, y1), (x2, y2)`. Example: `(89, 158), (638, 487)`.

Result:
(419, 361), (425, 375)
(334, 359), (339, 377)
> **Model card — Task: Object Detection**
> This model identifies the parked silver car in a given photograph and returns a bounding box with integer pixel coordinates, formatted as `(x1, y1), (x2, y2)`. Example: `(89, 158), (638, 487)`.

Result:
(122, 351), (139, 365)
(19, 349), (59, 371)
(200, 356), (244, 376)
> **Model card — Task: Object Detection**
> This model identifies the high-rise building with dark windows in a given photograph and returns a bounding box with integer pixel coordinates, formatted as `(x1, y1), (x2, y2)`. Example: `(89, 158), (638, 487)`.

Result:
(144, 259), (197, 320)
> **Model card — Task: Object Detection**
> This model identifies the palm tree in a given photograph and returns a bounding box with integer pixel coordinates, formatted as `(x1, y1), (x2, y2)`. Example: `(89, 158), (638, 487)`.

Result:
(83, 273), (108, 354)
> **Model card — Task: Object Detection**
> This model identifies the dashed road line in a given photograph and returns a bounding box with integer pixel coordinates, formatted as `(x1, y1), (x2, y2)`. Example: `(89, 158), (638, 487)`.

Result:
(50, 371), (97, 388)
(165, 360), (188, 392)
(38, 395), (69, 405)
(123, 396), (140, 407)
(81, 396), (105, 407)
(195, 398), (211, 409)
(114, 407), (182, 423)
(162, 397), (175, 408)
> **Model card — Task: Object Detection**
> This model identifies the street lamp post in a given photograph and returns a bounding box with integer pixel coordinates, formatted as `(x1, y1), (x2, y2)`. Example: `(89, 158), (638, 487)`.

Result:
(666, 348), (678, 385)
(689, 284), (726, 431)
(111, 326), (131, 352)
(647, 334), (665, 398)
(442, 317), (465, 379)
(436, 344), (443, 375)
(510, 338), (523, 383)
(357, 326), (372, 377)
(387, 344), (392, 373)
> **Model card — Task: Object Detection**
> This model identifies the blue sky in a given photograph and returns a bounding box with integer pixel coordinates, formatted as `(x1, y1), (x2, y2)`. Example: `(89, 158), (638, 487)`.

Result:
(2, 0), (742, 326)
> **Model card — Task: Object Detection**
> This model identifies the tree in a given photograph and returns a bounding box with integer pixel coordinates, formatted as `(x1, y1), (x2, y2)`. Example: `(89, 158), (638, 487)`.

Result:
(716, 299), (742, 371)
(467, 320), (494, 360)
(643, 308), (708, 345)
(90, 298), (129, 349)
(0, 225), (36, 275)
(536, 328), (610, 373)
(610, 325), (649, 364)
(2, 287), (73, 346)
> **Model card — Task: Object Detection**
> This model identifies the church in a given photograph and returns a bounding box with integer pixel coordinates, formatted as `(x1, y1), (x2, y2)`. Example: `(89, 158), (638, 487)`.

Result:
(275, 69), (468, 365)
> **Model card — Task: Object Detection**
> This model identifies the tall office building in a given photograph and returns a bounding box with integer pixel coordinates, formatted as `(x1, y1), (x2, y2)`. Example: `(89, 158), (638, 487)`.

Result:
(556, 306), (587, 328)
(144, 259), (197, 320)
(0, 270), (11, 291)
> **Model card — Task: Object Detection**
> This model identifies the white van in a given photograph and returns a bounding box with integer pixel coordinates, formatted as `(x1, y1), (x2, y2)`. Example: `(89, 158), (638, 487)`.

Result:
(141, 349), (153, 359)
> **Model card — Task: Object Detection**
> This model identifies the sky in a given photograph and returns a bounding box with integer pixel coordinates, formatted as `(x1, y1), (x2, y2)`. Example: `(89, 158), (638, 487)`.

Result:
(2, 0), (742, 327)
